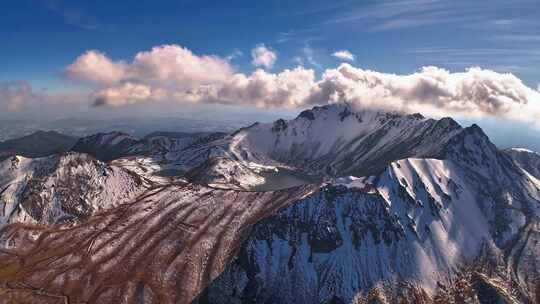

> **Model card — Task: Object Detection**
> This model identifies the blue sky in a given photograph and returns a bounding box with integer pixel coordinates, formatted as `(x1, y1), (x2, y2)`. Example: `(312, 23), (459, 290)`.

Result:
(1, 0), (540, 150)
(2, 0), (539, 88)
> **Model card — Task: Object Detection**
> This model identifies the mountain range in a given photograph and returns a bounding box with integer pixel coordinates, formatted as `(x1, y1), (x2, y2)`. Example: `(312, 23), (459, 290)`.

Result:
(0, 130), (78, 161)
(0, 103), (538, 303)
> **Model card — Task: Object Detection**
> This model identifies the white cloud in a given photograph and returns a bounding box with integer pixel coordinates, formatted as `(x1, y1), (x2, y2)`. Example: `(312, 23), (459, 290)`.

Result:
(93, 82), (154, 106)
(192, 67), (316, 108)
(131, 45), (233, 87)
(65, 44), (540, 125)
(332, 50), (355, 61)
(65, 50), (127, 86)
(251, 44), (277, 69)
(308, 64), (540, 123)
(92, 67), (316, 109)
(65, 45), (234, 88)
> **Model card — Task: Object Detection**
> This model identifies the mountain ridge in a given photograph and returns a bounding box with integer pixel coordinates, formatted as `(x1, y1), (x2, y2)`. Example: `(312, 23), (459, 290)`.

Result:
(0, 103), (538, 303)
(0, 130), (78, 161)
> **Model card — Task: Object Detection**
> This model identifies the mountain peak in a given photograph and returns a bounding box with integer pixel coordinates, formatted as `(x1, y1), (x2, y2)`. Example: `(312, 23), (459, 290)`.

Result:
(294, 103), (435, 128)
(227, 104), (468, 177)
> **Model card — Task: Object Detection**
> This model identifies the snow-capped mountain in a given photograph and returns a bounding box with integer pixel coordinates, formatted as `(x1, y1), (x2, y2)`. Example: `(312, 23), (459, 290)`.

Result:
(0, 153), (148, 227)
(160, 104), (479, 189)
(199, 155), (539, 303)
(226, 104), (463, 176)
(505, 147), (540, 180)
(0, 104), (538, 303)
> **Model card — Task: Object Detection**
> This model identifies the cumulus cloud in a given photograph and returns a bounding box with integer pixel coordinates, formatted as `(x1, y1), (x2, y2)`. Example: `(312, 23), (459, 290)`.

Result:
(65, 50), (127, 86)
(65, 45), (234, 88)
(192, 67), (316, 108)
(332, 50), (355, 61)
(251, 44), (277, 69)
(308, 64), (540, 122)
(130, 45), (234, 88)
(65, 44), (540, 125)
(92, 67), (316, 108)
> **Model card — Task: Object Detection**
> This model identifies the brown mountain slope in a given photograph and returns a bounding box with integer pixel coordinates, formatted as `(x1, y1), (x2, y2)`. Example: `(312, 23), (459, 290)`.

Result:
(0, 182), (317, 304)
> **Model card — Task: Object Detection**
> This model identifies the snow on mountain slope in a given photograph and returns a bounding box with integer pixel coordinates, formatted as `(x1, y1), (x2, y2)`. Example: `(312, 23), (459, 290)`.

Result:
(70, 131), (229, 186)
(159, 104), (465, 190)
(127, 133), (220, 157)
(504, 147), (540, 180)
(198, 156), (538, 303)
(194, 113), (540, 303)
(184, 157), (266, 190)
(71, 131), (140, 161)
(0, 182), (316, 304)
(92, 104), (485, 192)
(0, 103), (538, 303)
(226, 104), (463, 176)
(110, 132), (230, 184)
(72, 131), (227, 164)
(17, 104), (470, 192)
(0, 153), (148, 227)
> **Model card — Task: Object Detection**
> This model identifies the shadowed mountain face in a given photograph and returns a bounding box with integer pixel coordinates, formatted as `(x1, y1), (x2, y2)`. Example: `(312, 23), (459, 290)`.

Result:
(71, 131), (227, 162)
(0, 130), (78, 160)
(0, 104), (538, 303)
(504, 148), (540, 180)
(70, 131), (140, 162)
